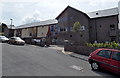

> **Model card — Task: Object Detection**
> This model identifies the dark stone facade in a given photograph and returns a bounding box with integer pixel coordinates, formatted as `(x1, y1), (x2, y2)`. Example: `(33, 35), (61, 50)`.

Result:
(89, 15), (119, 43)
(56, 6), (119, 45)
(56, 6), (90, 45)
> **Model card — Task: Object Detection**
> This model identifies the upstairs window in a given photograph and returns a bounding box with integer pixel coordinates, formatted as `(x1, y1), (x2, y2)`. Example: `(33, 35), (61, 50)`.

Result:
(110, 24), (115, 30)
(80, 26), (85, 30)
(70, 35), (72, 37)
(96, 13), (99, 15)
(89, 26), (92, 28)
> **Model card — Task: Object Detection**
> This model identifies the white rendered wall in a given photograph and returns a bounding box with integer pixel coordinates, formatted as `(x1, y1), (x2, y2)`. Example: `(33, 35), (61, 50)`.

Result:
(21, 28), (29, 38)
(37, 26), (49, 38)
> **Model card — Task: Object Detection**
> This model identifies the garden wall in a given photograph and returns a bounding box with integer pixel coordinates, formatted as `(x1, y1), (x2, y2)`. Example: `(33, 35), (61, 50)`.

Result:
(64, 45), (99, 56)
(64, 45), (120, 56)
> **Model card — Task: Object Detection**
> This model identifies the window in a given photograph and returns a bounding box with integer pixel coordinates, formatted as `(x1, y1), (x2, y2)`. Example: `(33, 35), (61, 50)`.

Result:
(60, 28), (62, 31)
(70, 27), (73, 31)
(90, 26), (92, 28)
(97, 50), (112, 58)
(112, 52), (120, 61)
(70, 35), (72, 37)
(29, 33), (32, 36)
(111, 36), (116, 42)
(10, 38), (15, 40)
(50, 26), (54, 32)
(110, 24), (115, 30)
(65, 28), (68, 31)
(96, 13), (99, 15)
(80, 35), (83, 37)
(60, 28), (67, 32)
(63, 28), (67, 31)
(80, 26), (85, 30)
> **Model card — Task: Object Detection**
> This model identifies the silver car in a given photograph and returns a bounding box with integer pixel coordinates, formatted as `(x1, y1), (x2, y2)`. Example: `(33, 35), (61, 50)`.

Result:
(0, 36), (9, 42)
(8, 37), (25, 45)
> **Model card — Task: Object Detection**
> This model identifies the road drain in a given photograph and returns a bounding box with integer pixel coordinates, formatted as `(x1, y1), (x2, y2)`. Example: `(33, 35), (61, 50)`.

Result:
(70, 65), (84, 72)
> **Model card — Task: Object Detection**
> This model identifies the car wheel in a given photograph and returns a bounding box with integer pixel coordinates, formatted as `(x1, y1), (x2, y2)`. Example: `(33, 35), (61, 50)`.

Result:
(91, 62), (99, 70)
(22, 44), (25, 46)
(8, 41), (11, 44)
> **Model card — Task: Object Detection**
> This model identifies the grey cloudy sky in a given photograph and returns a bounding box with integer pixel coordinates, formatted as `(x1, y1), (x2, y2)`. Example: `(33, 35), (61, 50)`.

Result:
(0, 0), (120, 26)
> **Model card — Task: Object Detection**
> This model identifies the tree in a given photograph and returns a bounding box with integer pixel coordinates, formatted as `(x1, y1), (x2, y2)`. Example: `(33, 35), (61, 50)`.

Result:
(73, 22), (81, 32)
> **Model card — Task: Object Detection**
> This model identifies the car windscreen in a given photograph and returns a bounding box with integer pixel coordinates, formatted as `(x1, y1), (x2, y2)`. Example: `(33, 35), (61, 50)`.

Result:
(0, 36), (6, 39)
(15, 37), (22, 40)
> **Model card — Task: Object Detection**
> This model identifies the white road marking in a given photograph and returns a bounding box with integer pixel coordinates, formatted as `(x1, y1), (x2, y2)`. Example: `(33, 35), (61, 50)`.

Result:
(70, 65), (84, 72)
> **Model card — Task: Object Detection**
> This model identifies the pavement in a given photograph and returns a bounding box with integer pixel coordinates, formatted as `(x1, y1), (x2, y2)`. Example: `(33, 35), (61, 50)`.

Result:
(65, 52), (88, 61)
(48, 45), (88, 61)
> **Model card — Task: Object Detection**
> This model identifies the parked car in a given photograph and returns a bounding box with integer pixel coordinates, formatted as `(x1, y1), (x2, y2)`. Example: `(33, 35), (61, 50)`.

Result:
(32, 39), (41, 45)
(0, 36), (9, 43)
(8, 37), (25, 45)
(88, 48), (120, 75)
(32, 38), (50, 47)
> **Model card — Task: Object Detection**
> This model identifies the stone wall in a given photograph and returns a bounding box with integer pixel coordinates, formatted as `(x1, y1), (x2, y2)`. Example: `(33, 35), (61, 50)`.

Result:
(64, 45), (99, 56)
(64, 45), (120, 56)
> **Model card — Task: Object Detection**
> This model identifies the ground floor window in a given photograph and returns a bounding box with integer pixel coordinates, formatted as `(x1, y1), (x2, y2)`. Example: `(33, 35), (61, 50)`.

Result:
(110, 36), (116, 42)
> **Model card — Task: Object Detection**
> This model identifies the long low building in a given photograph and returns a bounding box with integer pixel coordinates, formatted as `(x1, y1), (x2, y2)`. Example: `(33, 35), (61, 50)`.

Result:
(13, 19), (58, 43)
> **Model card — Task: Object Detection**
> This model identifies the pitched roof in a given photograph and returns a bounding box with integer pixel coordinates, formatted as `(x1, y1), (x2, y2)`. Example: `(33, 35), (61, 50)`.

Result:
(1, 23), (15, 29)
(56, 6), (90, 19)
(14, 19), (58, 29)
(87, 7), (118, 18)
(6, 25), (15, 29)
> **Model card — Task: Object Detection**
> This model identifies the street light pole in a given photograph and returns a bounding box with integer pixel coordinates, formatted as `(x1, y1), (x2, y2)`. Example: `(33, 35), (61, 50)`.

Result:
(10, 19), (13, 29)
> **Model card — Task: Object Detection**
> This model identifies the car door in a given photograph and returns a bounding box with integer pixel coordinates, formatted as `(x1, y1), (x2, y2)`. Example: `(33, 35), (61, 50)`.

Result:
(10, 38), (15, 43)
(110, 51), (120, 74)
(95, 50), (112, 70)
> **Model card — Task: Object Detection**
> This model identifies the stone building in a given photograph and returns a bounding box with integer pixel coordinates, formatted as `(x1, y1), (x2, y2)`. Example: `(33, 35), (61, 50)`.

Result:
(55, 5), (120, 45)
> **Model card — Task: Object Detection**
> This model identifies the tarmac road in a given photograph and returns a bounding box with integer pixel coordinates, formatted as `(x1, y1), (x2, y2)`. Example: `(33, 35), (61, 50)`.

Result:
(2, 43), (118, 77)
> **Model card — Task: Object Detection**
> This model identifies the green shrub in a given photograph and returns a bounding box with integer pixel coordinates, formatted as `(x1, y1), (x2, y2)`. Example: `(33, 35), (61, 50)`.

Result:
(86, 42), (120, 49)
